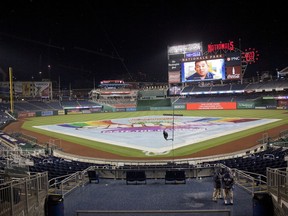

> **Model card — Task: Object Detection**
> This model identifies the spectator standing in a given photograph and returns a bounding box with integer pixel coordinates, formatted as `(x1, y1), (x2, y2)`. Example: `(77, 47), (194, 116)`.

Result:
(221, 169), (234, 205)
(212, 170), (222, 202)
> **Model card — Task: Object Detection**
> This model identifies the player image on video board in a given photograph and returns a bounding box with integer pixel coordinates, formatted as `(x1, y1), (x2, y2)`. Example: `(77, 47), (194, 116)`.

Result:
(181, 58), (225, 82)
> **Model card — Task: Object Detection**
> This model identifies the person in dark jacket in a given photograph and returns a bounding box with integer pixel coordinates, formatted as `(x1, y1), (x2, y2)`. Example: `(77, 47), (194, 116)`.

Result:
(186, 60), (214, 80)
(222, 169), (234, 205)
(212, 170), (222, 202)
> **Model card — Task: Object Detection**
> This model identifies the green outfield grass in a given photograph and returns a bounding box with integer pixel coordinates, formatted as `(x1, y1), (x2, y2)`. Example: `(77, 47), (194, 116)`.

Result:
(21, 109), (288, 158)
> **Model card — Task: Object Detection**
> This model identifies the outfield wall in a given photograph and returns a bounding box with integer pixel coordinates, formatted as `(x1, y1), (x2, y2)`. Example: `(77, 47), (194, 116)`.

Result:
(14, 100), (287, 118)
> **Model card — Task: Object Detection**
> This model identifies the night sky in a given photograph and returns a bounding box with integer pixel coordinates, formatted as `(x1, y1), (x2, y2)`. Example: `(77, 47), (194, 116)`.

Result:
(0, 0), (287, 89)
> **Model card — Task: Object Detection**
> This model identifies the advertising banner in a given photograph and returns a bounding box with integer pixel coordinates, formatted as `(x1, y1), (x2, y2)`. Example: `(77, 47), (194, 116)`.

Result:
(126, 107), (137, 112)
(174, 104), (186, 110)
(225, 52), (242, 66)
(34, 82), (50, 98)
(17, 112), (36, 118)
(41, 110), (54, 116)
(237, 102), (255, 109)
(187, 102), (236, 110)
(226, 66), (242, 80)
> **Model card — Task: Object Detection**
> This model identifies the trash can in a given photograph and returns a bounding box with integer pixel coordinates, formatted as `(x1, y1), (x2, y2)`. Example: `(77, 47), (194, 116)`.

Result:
(252, 192), (273, 216)
(45, 194), (64, 216)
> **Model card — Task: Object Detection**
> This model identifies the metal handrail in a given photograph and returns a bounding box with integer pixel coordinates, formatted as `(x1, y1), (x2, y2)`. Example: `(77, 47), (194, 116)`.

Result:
(76, 209), (231, 216)
(0, 172), (48, 216)
(267, 167), (288, 203)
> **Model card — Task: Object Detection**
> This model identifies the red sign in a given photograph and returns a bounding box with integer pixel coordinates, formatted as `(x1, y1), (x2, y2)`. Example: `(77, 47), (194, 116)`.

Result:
(242, 48), (259, 64)
(187, 102), (237, 110)
(208, 41), (234, 53)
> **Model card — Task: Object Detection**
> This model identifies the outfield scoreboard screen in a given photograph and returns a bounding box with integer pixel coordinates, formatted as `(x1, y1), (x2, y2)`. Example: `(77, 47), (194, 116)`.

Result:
(181, 55), (226, 83)
(180, 51), (243, 82)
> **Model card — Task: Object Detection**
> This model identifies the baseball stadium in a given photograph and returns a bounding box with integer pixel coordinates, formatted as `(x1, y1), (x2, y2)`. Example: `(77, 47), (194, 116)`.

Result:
(0, 41), (288, 216)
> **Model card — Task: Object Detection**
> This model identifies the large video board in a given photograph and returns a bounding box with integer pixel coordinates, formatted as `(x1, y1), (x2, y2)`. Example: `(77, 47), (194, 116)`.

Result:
(181, 58), (225, 82)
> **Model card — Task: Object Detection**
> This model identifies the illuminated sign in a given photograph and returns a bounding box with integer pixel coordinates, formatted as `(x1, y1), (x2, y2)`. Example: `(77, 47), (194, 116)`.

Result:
(100, 80), (124, 84)
(208, 41), (234, 53)
(225, 52), (242, 66)
(226, 66), (241, 80)
(168, 43), (203, 55)
(187, 102), (237, 110)
(242, 48), (260, 64)
(182, 54), (224, 62)
(185, 51), (202, 58)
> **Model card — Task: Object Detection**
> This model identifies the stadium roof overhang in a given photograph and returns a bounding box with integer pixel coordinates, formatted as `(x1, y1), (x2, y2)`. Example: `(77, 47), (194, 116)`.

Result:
(278, 66), (288, 75)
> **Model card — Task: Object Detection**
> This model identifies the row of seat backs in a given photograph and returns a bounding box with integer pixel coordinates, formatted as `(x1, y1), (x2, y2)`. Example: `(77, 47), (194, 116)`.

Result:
(126, 171), (147, 184)
(87, 170), (99, 183)
(165, 170), (186, 184)
(125, 170), (186, 184)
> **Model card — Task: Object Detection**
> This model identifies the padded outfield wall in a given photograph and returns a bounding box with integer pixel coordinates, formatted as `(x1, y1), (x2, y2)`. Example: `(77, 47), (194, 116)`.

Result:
(13, 97), (287, 118)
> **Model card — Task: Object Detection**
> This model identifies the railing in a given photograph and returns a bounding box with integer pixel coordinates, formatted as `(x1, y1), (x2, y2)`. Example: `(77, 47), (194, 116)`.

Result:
(0, 172), (48, 216)
(231, 168), (267, 195)
(76, 209), (231, 215)
(48, 171), (89, 197)
(50, 163), (270, 198)
(267, 167), (288, 204)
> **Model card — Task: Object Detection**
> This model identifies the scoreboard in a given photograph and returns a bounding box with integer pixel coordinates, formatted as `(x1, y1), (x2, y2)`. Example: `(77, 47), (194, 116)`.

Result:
(168, 41), (258, 85)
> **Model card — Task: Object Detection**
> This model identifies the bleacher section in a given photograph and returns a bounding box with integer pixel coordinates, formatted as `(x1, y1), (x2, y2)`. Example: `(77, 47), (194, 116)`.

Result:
(28, 155), (110, 180)
(181, 80), (288, 95)
(137, 98), (171, 110)
(0, 100), (101, 113)
(138, 89), (167, 99)
(207, 147), (288, 175)
(0, 110), (15, 129)
(45, 101), (63, 110)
